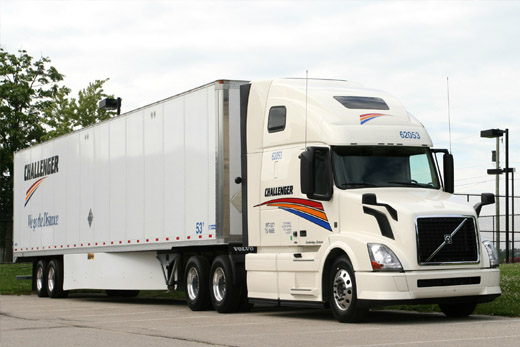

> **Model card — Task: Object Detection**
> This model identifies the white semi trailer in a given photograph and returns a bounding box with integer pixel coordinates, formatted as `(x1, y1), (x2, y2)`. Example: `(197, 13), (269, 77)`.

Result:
(13, 79), (501, 322)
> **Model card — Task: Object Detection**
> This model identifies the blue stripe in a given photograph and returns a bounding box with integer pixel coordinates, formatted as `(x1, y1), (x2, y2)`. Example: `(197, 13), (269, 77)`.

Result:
(361, 116), (377, 125)
(24, 190), (37, 207)
(279, 207), (332, 231)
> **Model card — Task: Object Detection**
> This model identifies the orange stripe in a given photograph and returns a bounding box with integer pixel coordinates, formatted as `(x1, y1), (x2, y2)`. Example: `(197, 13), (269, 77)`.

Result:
(25, 181), (44, 201)
(267, 202), (328, 221)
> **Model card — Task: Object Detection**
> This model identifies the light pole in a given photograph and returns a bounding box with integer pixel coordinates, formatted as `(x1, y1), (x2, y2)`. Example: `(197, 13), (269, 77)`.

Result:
(481, 128), (511, 263)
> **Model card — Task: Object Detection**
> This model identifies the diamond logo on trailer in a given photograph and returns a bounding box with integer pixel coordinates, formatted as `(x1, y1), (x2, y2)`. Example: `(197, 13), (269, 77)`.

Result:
(88, 209), (94, 228)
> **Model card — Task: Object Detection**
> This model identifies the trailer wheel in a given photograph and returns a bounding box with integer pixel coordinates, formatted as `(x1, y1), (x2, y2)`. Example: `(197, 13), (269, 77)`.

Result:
(185, 256), (211, 311)
(209, 255), (241, 313)
(47, 259), (68, 298)
(35, 259), (49, 297)
(439, 302), (477, 317)
(329, 256), (367, 323)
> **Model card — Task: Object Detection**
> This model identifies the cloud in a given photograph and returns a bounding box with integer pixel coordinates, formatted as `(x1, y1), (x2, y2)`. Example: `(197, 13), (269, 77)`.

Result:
(2, 0), (519, 195)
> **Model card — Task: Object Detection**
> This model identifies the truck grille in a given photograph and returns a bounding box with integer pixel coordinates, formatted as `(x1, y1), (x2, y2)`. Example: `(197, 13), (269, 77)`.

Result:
(416, 216), (479, 265)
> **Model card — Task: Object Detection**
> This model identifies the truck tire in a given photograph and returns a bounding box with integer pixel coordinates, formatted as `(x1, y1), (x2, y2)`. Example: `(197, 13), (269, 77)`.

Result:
(329, 256), (367, 323)
(35, 259), (49, 297)
(439, 302), (477, 317)
(185, 256), (211, 311)
(47, 259), (68, 298)
(209, 255), (241, 313)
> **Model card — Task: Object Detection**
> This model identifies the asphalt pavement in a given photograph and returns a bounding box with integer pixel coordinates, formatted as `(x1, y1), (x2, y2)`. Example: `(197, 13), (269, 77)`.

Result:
(1, 293), (519, 347)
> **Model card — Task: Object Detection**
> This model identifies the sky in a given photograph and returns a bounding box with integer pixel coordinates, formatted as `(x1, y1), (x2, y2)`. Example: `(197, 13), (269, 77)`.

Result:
(1, 0), (519, 200)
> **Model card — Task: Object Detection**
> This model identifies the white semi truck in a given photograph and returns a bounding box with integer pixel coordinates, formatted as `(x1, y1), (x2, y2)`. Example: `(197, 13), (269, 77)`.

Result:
(13, 79), (501, 322)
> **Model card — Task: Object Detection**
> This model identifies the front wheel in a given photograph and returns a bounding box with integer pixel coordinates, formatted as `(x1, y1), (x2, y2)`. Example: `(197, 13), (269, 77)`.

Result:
(184, 256), (211, 311)
(329, 256), (367, 323)
(439, 302), (477, 317)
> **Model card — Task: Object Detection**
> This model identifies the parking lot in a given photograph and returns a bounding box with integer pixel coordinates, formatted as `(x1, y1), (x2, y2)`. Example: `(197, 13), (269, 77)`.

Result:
(2, 293), (520, 347)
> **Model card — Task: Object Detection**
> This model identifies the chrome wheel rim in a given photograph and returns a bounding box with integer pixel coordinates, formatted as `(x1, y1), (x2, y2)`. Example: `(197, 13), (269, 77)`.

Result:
(186, 267), (199, 301)
(212, 267), (226, 302)
(36, 265), (44, 291)
(47, 265), (55, 293)
(333, 268), (353, 311)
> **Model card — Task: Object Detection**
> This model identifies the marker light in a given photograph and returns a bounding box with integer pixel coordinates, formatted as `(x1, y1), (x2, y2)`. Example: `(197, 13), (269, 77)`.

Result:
(367, 243), (403, 272)
(482, 239), (499, 268)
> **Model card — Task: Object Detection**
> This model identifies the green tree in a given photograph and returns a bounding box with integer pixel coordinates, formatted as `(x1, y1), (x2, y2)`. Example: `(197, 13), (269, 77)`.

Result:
(42, 79), (115, 140)
(0, 48), (64, 261)
(0, 48), (114, 261)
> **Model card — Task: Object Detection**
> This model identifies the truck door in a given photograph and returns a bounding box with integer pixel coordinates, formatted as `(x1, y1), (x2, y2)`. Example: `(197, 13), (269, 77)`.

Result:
(258, 148), (301, 246)
(297, 147), (336, 246)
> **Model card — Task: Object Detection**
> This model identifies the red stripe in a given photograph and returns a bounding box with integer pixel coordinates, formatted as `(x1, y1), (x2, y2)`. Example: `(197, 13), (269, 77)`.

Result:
(26, 177), (46, 195)
(255, 198), (323, 210)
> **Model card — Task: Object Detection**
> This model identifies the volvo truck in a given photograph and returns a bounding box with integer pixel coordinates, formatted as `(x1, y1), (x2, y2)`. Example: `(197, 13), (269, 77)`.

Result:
(13, 78), (501, 322)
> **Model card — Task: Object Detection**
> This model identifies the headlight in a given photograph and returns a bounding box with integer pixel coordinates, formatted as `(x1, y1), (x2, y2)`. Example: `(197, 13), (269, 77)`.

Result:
(367, 243), (403, 271)
(482, 239), (499, 268)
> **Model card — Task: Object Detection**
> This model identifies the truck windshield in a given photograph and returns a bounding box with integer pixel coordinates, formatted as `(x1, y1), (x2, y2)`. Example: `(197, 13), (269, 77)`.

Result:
(332, 146), (440, 189)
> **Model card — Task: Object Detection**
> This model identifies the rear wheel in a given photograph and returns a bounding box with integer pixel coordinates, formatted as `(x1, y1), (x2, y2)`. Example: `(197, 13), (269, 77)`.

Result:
(47, 259), (68, 298)
(35, 260), (48, 298)
(329, 256), (367, 323)
(209, 255), (241, 313)
(185, 256), (211, 311)
(439, 302), (477, 317)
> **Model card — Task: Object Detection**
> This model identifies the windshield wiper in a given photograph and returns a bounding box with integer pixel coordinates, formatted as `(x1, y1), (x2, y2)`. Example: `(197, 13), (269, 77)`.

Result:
(341, 182), (377, 188)
(388, 181), (433, 188)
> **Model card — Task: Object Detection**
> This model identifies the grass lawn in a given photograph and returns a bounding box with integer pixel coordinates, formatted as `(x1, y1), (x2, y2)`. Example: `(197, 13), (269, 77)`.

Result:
(1, 262), (518, 317)
(0, 263), (33, 295)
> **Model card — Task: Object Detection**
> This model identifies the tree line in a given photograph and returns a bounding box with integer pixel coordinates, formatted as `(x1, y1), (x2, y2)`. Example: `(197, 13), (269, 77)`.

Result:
(0, 47), (115, 261)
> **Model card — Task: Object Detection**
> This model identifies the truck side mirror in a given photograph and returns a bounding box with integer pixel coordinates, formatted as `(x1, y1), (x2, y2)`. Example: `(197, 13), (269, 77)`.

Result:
(300, 149), (314, 195)
(443, 153), (454, 194)
(474, 193), (495, 217)
(300, 147), (333, 201)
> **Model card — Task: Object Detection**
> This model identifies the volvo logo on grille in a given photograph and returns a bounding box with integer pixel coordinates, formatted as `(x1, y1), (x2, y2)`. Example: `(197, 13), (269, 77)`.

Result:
(425, 218), (468, 262)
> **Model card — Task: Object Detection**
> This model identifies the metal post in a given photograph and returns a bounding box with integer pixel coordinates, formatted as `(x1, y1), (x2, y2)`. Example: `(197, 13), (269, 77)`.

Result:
(512, 169), (515, 263)
(116, 97), (122, 116)
(495, 137), (501, 254)
(505, 129), (510, 263)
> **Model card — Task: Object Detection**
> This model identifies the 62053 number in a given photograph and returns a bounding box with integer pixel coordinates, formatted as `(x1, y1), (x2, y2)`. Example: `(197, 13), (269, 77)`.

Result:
(399, 131), (421, 139)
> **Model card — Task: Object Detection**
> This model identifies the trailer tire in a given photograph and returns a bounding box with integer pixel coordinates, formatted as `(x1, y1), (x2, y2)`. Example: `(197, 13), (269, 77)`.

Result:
(35, 260), (49, 298)
(185, 256), (211, 311)
(209, 255), (241, 313)
(439, 302), (477, 317)
(47, 259), (68, 298)
(329, 256), (367, 323)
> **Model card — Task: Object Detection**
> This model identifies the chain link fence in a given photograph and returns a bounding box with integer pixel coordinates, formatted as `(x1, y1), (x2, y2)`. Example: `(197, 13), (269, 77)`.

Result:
(455, 193), (519, 263)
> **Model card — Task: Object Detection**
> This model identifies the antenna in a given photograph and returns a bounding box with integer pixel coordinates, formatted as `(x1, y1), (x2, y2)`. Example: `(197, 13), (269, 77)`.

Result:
(305, 70), (308, 147)
(447, 77), (452, 153)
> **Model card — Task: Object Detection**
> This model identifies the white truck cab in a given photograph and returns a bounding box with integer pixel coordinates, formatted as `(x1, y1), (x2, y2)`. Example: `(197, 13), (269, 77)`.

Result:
(242, 79), (500, 322)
